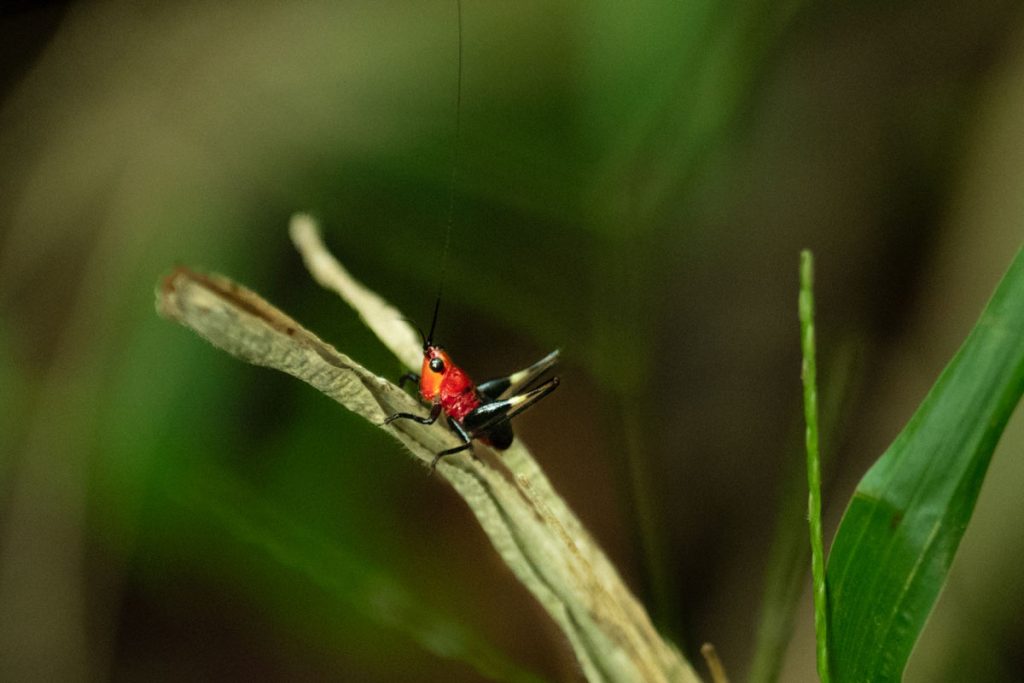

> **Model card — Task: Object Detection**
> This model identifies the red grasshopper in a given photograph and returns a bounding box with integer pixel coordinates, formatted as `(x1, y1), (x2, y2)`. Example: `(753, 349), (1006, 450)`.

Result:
(385, 303), (559, 470)
(384, 2), (557, 468)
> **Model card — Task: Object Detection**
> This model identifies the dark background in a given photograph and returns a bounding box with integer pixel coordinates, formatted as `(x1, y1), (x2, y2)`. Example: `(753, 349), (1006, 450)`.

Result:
(1, 1), (1022, 681)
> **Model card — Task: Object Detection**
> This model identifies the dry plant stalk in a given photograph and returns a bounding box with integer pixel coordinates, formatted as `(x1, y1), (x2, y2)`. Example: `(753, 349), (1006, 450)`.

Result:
(156, 214), (699, 683)
(700, 643), (730, 683)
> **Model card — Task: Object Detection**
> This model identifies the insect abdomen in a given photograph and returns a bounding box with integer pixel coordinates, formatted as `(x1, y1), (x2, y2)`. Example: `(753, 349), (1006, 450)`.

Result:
(482, 420), (513, 450)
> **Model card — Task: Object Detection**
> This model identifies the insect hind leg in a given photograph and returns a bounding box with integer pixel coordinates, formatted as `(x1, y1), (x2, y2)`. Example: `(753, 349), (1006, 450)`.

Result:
(430, 377), (559, 470)
(477, 350), (560, 401)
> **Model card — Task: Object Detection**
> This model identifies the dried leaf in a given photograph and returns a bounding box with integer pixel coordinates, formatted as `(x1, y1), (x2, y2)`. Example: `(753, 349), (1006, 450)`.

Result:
(156, 217), (699, 683)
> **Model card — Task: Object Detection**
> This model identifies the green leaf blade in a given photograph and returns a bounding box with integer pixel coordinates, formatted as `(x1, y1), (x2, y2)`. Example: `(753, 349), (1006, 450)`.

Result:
(827, 247), (1024, 682)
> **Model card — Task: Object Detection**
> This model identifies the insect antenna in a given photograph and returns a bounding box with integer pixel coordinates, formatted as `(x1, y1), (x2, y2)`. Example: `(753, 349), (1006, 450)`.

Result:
(400, 316), (429, 349)
(426, 0), (463, 349)
(425, 294), (442, 349)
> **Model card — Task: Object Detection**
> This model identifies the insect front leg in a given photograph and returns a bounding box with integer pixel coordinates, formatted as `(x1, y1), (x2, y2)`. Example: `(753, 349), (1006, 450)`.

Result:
(383, 403), (466, 472)
(398, 372), (420, 389)
(384, 402), (441, 426)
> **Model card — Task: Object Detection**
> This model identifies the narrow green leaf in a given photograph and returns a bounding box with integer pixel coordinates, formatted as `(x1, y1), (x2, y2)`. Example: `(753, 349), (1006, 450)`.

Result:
(826, 246), (1024, 682)
(799, 251), (831, 683)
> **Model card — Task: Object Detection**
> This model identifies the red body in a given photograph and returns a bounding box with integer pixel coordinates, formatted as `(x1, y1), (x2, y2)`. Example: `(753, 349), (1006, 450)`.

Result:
(390, 341), (557, 460)
(419, 346), (481, 421)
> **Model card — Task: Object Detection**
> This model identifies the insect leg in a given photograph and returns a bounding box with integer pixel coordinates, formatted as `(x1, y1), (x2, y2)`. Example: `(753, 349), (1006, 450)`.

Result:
(384, 402), (441, 426)
(431, 419), (473, 469)
(463, 377), (560, 435)
(429, 378), (559, 468)
(398, 372), (420, 389)
(477, 349), (560, 401)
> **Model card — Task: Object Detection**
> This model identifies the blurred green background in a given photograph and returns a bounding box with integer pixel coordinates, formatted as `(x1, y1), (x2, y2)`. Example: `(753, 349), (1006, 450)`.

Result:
(1, 1), (1022, 681)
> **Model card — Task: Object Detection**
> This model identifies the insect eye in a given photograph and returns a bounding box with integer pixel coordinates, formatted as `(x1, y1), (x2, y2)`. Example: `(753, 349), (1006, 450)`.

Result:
(429, 358), (445, 373)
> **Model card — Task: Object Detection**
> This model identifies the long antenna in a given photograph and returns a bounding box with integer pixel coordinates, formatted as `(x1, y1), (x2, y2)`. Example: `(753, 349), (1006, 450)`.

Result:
(427, 0), (463, 347)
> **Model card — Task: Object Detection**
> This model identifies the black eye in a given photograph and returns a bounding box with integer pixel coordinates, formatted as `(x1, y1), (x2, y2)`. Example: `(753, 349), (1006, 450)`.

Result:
(429, 358), (445, 373)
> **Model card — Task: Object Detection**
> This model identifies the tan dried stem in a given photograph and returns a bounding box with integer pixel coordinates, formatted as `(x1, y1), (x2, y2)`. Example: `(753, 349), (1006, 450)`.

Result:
(700, 643), (730, 683)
